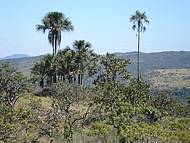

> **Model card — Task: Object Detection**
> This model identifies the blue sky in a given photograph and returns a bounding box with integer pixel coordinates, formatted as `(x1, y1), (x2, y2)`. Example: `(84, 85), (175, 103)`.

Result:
(0, 0), (190, 57)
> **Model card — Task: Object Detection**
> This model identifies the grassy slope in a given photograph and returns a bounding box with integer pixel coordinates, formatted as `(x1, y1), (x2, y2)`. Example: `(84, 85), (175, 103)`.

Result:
(145, 68), (190, 89)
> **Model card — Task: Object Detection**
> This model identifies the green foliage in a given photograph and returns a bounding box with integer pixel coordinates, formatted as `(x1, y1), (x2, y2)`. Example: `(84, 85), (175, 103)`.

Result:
(0, 63), (31, 107)
(1, 54), (190, 143)
(130, 10), (149, 33)
(56, 47), (77, 84)
(31, 54), (57, 87)
(90, 54), (157, 142)
(72, 40), (97, 85)
(94, 53), (130, 85)
(0, 99), (39, 143)
(162, 118), (190, 143)
(88, 122), (113, 143)
(38, 101), (63, 143)
(151, 90), (187, 118)
(36, 12), (74, 55)
(1, 10), (190, 142)
(49, 82), (89, 142)
(126, 79), (151, 120)
(31, 40), (98, 88)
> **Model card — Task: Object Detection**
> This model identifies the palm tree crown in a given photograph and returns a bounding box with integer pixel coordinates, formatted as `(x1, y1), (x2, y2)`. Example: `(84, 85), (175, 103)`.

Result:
(36, 12), (74, 55)
(130, 11), (149, 33)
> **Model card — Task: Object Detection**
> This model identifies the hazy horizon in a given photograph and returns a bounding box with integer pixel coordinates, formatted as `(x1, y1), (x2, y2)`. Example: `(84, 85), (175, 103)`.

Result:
(2, 50), (190, 59)
(0, 0), (190, 57)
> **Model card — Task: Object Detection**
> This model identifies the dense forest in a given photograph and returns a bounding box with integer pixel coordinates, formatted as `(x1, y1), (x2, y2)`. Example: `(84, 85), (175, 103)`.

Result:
(0, 11), (190, 143)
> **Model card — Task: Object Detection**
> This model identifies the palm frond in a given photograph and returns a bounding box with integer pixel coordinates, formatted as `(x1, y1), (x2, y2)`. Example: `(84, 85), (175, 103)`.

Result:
(85, 42), (92, 49)
(144, 19), (149, 24)
(36, 24), (47, 33)
(130, 15), (136, 22)
(143, 26), (146, 32)
(62, 18), (74, 31)
(132, 25), (136, 31)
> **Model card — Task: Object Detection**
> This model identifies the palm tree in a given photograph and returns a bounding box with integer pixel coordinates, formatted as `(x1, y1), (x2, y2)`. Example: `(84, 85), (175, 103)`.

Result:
(36, 12), (74, 55)
(31, 54), (58, 87)
(130, 11), (149, 80)
(31, 61), (46, 88)
(73, 40), (92, 85)
(56, 47), (76, 83)
(43, 54), (57, 85)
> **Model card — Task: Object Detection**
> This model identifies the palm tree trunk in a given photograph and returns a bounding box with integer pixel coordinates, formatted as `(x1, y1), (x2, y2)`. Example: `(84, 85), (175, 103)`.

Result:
(40, 77), (44, 88)
(53, 47), (55, 56)
(53, 34), (55, 56)
(53, 74), (56, 83)
(52, 35), (57, 83)
(55, 35), (57, 55)
(78, 74), (80, 85)
(80, 74), (83, 85)
(74, 75), (76, 84)
(137, 32), (140, 80)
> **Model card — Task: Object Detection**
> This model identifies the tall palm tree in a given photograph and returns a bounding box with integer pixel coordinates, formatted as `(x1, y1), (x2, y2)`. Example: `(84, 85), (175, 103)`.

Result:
(31, 61), (46, 88)
(56, 47), (76, 83)
(43, 54), (57, 85)
(73, 40), (92, 85)
(36, 12), (74, 55)
(130, 11), (149, 80)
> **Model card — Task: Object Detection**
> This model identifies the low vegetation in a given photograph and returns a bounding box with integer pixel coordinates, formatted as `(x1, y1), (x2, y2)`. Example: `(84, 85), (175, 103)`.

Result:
(0, 11), (190, 143)
(1, 53), (190, 143)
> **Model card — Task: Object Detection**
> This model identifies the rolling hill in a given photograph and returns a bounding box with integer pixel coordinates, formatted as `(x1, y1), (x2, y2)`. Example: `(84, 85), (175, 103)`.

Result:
(116, 51), (190, 75)
(0, 56), (42, 76)
(0, 54), (30, 60)
(0, 51), (190, 90)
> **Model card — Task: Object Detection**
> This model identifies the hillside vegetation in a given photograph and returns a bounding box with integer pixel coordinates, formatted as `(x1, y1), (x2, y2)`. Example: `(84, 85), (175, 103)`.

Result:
(1, 58), (190, 143)
(1, 51), (190, 90)
(1, 10), (190, 143)
(1, 51), (190, 75)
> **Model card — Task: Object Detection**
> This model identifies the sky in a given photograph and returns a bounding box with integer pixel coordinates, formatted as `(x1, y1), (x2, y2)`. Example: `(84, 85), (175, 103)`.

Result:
(0, 0), (190, 58)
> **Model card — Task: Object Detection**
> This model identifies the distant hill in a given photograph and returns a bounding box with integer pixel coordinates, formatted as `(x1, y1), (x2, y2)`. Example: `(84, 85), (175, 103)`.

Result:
(0, 54), (30, 60)
(0, 51), (190, 77)
(0, 56), (42, 76)
(116, 51), (190, 75)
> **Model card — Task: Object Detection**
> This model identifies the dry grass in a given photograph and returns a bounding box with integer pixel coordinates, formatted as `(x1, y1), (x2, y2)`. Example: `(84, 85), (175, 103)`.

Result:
(145, 68), (190, 89)
(16, 94), (53, 109)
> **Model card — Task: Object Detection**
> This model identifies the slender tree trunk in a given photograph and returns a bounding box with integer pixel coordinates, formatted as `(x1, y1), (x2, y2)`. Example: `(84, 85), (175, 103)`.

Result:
(55, 35), (57, 55)
(52, 47), (55, 56)
(68, 75), (72, 83)
(40, 77), (44, 88)
(52, 36), (57, 83)
(53, 74), (56, 83)
(74, 75), (76, 84)
(52, 34), (55, 56)
(78, 74), (80, 85)
(80, 74), (83, 85)
(137, 32), (140, 80)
